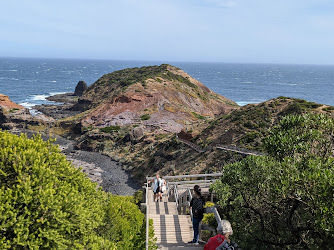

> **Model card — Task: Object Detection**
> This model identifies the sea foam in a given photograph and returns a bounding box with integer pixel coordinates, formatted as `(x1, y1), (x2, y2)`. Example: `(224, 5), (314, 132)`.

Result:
(19, 102), (35, 108)
(30, 95), (48, 101)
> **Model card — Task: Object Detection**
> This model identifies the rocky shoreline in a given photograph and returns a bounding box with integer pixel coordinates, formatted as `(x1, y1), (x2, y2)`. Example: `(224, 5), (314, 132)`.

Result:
(33, 93), (81, 119)
(0, 89), (141, 196)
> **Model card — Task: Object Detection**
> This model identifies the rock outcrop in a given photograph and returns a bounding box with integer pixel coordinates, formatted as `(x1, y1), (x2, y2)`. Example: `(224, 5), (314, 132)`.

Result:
(0, 94), (24, 111)
(130, 126), (144, 140)
(74, 64), (238, 133)
(74, 81), (88, 96)
(0, 93), (38, 129)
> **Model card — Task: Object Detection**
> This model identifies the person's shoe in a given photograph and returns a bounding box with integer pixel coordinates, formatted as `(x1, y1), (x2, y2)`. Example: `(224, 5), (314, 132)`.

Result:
(188, 240), (194, 243)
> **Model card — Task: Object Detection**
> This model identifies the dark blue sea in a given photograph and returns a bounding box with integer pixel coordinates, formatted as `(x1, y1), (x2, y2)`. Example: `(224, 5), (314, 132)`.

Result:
(1, 57), (333, 112)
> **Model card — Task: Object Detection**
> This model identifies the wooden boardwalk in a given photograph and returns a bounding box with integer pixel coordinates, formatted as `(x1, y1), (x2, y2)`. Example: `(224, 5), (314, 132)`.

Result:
(147, 190), (202, 250)
(177, 136), (264, 156)
(215, 145), (263, 156)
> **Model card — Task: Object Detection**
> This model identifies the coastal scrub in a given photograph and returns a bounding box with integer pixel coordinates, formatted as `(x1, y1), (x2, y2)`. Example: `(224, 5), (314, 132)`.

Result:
(0, 131), (152, 249)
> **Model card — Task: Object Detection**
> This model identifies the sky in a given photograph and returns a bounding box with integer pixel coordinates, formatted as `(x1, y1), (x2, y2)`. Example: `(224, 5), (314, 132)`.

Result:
(1, 0), (334, 64)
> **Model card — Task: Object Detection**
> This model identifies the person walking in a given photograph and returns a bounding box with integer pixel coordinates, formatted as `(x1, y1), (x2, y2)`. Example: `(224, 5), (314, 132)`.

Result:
(160, 178), (167, 201)
(149, 174), (163, 202)
(188, 185), (205, 244)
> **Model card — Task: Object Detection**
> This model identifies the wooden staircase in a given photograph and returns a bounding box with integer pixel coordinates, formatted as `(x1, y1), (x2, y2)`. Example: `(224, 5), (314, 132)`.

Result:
(147, 190), (202, 249)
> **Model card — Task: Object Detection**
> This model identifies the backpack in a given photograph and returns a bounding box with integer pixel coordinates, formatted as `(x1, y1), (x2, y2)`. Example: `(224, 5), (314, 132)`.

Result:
(217, 239), (238, 250)
(192, 197), (204, 219)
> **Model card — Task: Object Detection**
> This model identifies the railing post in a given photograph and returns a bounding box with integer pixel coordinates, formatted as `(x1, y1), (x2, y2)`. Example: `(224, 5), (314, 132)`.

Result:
(145, 181), (149, 250)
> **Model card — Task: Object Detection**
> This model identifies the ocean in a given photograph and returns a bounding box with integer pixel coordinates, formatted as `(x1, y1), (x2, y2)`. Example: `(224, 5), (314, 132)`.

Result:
(0, 57), (333, 111)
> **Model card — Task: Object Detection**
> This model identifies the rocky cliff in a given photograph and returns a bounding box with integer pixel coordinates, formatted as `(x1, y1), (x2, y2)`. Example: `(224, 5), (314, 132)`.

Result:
(72, 64), (238, 133)
(0, 94), (24, 110)
(108, 97), (334, 180)
(0, 94), (54, 130)
(0, 94), (29, 129)
(195, 97), (334, 151)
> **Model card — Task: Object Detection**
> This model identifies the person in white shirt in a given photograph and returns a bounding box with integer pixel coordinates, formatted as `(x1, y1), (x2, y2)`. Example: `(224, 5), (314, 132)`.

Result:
(160, 178), (167, 201)
(149, 174), (164, 202)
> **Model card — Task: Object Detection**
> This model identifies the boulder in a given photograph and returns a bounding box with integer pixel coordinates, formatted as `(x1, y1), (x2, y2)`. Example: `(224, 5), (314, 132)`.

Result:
(130, 126), (144, 140)
(70, 98), (92, 111)
(74, 81), (88, 96)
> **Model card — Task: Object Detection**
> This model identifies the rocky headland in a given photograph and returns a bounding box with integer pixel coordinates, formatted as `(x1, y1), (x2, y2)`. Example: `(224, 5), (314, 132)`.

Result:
(2, 64), (334, 184)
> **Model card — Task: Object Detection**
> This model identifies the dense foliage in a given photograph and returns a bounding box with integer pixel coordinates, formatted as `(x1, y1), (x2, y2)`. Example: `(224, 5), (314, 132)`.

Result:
(263, 113), (334, 160)
(212, 114), (334, 249)
(0, 131), (152, 249)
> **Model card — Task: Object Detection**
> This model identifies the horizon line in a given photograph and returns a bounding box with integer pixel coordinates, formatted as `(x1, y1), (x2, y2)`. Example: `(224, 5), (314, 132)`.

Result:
(1, 55), (334, 67)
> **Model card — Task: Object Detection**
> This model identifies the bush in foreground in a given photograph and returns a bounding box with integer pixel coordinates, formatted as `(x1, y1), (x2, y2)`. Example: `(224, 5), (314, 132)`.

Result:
(0, 131), (150, 249)
(212, 114), (334, 249)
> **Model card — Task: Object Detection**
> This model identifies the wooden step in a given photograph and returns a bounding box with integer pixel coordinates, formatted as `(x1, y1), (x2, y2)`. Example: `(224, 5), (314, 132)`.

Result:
(149, 214), (194, 245)
(148, 202), (178, 215)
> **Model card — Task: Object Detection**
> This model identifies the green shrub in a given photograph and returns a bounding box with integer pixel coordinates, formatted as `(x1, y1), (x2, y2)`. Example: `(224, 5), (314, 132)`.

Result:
(323, 106), (334, 112)
(212, 114), (334, 249)
(240, 131), (262, 144)
(263, 113), (334, 160)
(295, 98), (322, 109)
(9, 108), (19, 113)
(202, 202), (217, 230)
(0, 131), (151, 249)
(192, 112), (206, 120)
(100, 125), (121, 133)
(212, 155), (334, 249)
(140, 114), (150, 120)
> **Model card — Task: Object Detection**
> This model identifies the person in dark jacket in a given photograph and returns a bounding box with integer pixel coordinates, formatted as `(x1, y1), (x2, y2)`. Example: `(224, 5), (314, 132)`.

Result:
(188, 185), (205, 244)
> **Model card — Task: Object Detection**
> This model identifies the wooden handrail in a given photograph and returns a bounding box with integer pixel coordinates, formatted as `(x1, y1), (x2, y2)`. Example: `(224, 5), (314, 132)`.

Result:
(145, 182), (149, 250)
(168, 179), (216, 185)
(146, 172), (222, 180)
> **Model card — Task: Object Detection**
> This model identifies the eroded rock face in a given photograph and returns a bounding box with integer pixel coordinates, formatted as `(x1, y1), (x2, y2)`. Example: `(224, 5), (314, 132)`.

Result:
(0, 93), (42, 129)
(0, 94), (24, 110)
(74, 81), (88, 96)
(77, 64), (238, 133)
(0, 94), (24, 127)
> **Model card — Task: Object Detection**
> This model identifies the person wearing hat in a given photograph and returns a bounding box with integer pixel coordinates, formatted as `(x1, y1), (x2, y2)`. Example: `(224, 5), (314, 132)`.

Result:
(216, 220), (239, 250)
(188, 185), (205, 244)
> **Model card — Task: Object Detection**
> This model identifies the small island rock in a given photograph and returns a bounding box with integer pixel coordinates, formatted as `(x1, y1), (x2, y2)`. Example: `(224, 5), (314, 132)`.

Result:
(74, 81), (88, 96)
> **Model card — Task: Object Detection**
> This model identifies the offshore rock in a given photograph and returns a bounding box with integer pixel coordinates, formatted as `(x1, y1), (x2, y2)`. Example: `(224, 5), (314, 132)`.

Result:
(74, 81), (88, 96)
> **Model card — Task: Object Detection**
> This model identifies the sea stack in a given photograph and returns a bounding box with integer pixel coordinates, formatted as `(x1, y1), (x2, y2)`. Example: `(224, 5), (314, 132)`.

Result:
(74, 81), (88, 96)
